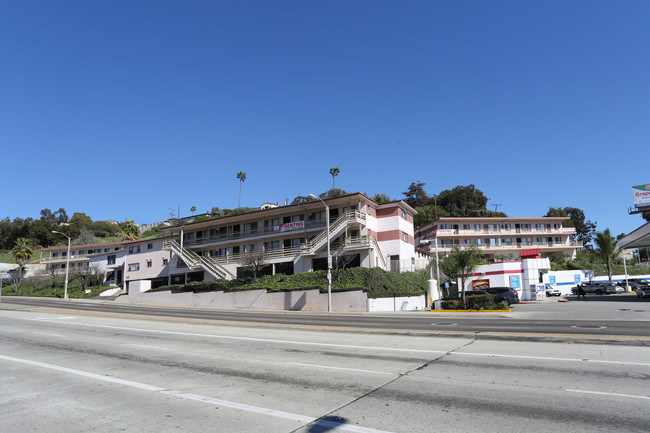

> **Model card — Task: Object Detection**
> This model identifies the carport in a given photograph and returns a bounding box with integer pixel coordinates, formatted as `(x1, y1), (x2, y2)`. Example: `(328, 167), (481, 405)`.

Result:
(618, 221), (650, 250)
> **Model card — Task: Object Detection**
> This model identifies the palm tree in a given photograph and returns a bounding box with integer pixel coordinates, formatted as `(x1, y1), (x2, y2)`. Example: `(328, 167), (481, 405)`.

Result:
(190, 206), (196, 215)
(329, 167), (340, 189)
(12, 237), (34, 281)
(440, 244), (482, 308)
(594, 228), (620, 283)
(236, 171), (247, 208)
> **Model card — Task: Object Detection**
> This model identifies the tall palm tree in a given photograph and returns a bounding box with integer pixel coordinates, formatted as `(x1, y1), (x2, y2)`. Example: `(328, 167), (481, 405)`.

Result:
(594, 228), (620, 283)
(236, 171), (247, 208)
(329, 167), (340, 189)
(12, 237), (34, 281)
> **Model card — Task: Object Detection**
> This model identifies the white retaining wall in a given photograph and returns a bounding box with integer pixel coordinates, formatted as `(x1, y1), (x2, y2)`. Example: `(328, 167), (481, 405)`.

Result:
(367, 295), (426, 311)
(116, 288), (369, 312)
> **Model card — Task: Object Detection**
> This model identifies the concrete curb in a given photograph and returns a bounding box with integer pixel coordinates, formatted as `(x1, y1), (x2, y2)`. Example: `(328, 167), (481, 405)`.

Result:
(429, 309), (511, 313)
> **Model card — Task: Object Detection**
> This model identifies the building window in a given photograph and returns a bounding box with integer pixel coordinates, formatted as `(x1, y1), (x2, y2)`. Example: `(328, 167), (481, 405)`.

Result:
(264, 240), (280, 250)
(500, 224), (511, 230)
(462, 224), (470, 230)
(402, 232), (409, 242)
(107, 255), (116, 265)
(401, 210), (407, 219)
(128, 263), (140, 271)
(474, 224), (481, 231)
(146, 259), (152, 268)
(163, 258), (168, 265)
(147, 243), (153, 250)
(128, 246), (141, 254)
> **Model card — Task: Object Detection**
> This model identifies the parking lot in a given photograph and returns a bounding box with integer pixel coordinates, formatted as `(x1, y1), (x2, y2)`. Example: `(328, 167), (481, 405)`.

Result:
(509, 292), (650, 321)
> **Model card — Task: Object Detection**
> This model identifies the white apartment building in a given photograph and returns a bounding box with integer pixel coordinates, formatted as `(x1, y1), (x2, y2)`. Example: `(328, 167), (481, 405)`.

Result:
(415, 217), (581, 260)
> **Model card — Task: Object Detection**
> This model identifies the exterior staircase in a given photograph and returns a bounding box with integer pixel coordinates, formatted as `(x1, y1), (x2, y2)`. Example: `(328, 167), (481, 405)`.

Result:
(163, 239), (235, 280)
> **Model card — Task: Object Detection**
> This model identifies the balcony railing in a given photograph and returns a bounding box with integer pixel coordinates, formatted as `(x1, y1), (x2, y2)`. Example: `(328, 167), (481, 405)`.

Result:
(40, 255), (91, 264)
(182, 218), (331, 247)
(432, 241), (582, 251)
(426, 227), (577, 237)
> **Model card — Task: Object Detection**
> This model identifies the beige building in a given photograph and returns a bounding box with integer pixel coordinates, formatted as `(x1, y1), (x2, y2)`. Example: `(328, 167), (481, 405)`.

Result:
(415, 217), (581, 260)
(159, 192), (424, 282)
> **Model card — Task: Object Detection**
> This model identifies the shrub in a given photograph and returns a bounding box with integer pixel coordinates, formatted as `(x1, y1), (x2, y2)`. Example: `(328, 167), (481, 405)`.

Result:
(441, 300), (462, 310)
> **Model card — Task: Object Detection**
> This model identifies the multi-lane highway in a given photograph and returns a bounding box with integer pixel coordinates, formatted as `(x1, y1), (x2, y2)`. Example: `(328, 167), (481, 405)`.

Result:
(0, 302), (649, 432)
(3, 296), (650, 342)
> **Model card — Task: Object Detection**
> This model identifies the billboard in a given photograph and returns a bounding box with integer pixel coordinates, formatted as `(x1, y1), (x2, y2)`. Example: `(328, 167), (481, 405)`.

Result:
(632, 184), (650, 208)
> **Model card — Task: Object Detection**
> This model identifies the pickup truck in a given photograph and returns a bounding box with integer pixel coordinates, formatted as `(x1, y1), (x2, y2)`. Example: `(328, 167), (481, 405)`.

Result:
(571, 282), (624, 295)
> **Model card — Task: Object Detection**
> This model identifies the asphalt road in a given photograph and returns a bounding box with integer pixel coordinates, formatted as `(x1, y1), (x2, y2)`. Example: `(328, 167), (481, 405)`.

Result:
(2, 295), (650, 343)
(0, 307), (648, 432)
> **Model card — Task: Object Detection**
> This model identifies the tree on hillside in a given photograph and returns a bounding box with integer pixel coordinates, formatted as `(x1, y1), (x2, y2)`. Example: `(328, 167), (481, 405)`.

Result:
(329, 167), (340, 189)
(69, 212), (93, 238)
(291, 195), (316, 205)
(12, 237), (34, 281)
(74, 229), (98, 245)
(236, 171), (247, 208)
(545, 206), (596, 245)
(319, 188), (347, 199)
(440, 244), (483, 309)
(73, 263), (103, 292)
(437, 185), (492, 217)
(593, 229), (620, 283)
(402, 181), (429, 208)
(371, 193), (392, 203)
(119, 220), (139, 241)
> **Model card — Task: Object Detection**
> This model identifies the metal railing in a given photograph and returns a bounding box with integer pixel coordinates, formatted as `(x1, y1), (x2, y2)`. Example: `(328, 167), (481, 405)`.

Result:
(163, 239), (233, 279)
(426, 227), (577, 237)
(181, 219), (332, 246)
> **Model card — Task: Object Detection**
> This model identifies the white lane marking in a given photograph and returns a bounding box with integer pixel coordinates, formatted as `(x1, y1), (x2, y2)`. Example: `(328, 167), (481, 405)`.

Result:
(22, 318), (650, 367)
(0, 353), (394, 433)
(288, 362), (394, 376)
(125, 344), (176, 351)
(33, 332), (63, 338)
(448, 352), (650, 367)
(33, 316), (77, 320)
(565, 389), (650, 400)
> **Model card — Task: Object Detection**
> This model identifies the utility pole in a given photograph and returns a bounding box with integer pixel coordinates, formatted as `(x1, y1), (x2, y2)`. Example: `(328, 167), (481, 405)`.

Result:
(493, 203), (502, 212)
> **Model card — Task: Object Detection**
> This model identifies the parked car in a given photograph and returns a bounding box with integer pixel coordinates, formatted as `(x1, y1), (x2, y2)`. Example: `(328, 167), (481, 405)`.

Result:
(617, 280), (650, 289)
(636, 287), (650, 298)
(483, 287), (520, 305)
(544, 285), (562, 297)
(571, 282), (624, 295)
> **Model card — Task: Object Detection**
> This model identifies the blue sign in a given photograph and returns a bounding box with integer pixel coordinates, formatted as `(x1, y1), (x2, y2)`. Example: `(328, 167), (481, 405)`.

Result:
(510, 275), (520, 289)
(574, 274), (581, 284)
(549, 275), (556, 285)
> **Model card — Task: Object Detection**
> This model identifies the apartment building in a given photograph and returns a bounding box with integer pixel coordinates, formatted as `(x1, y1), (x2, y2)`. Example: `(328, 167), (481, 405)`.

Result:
(40, 241), (126, 285)
(415, 217), (580, 260)
(158, 193), (421, 282)
(123, 237), (173, 289)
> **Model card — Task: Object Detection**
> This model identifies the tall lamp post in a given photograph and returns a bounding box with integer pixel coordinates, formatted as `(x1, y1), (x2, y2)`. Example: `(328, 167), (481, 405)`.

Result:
(52, 228), (71, 300)
(309, 194), (332, 313)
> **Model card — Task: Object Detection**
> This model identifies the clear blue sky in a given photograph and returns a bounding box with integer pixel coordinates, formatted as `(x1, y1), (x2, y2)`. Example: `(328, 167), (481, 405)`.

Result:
(2, 1), (648, 238)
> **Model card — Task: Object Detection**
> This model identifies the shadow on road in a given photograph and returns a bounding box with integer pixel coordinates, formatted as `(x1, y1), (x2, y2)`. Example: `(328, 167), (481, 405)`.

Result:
(308, 416), (350, 432)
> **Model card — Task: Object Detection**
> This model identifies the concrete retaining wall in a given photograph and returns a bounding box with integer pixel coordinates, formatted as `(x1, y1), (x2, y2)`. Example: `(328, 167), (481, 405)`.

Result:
(115, 288), (369, 312)
(367, 295), (426, 311)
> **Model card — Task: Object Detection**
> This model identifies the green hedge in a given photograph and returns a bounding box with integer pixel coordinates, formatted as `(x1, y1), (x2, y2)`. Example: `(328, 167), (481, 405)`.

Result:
(441, 294), (508, 310)
(150, 268), (430, 298)
(1, 277), (105, 298)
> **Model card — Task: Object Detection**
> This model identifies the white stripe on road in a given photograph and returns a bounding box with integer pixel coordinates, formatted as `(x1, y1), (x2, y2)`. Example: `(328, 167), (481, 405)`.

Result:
(33, 332), (63, 338)
(449, 352), (650, 367)
(0, 353), (395, 433)
(125, 344), (176, 351)
(23, 318), (650, 367)
(288, 362), (394, 375)
(565, 389), (650, 400)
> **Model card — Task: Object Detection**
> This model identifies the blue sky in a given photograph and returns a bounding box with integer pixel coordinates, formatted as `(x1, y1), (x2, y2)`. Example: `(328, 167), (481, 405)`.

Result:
(1, 1), (648, 238)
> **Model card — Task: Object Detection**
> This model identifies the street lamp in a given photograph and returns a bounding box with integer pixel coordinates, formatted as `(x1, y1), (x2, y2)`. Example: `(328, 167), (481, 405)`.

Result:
(52, 229), (71, 299)
(309, 194), (332, 313)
